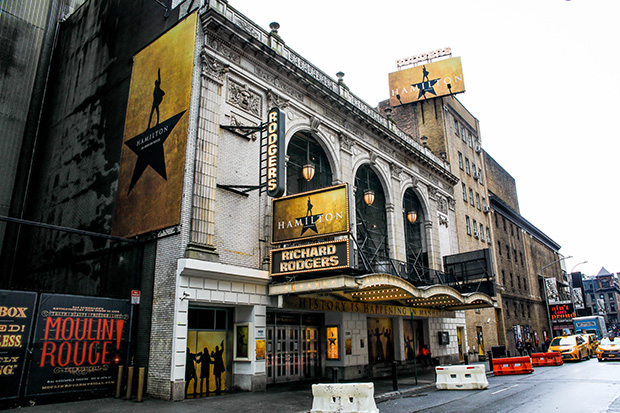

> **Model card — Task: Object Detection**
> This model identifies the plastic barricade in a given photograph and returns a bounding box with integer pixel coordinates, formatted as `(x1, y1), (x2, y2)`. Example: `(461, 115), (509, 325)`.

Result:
(311, 383), (379, 413)
(492, 356), (534, 376)
(531, 352), (563, 367)
(435, 365), (489, 390)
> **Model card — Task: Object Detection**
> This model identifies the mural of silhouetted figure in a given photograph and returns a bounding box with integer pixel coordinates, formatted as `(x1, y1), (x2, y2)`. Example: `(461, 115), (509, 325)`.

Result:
(367, 328), (376, 362)
(185, 347), (198, 396)
(422, 65), (430, 82)
(306, 197), (313, 217)
(405, 335), (414, 360)
(384, 328), (394, 362)
(197, 347), (212, 396)
(148, 68), (165, 128)
(212, 340), (225, 395)
(373, 328), (385, 362)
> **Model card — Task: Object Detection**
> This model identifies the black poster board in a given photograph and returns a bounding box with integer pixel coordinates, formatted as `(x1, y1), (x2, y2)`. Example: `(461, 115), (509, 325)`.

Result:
(0, 290), (37, 400)
(25, 294), (131, 396)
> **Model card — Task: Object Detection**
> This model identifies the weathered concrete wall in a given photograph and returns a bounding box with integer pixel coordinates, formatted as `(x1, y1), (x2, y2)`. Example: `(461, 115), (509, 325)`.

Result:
(10, 0), (179, 296)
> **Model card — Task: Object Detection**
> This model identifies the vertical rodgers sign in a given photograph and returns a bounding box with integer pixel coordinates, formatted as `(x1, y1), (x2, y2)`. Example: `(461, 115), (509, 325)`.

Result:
(112, 13), (197, 237)
(266, 107), (285, 197)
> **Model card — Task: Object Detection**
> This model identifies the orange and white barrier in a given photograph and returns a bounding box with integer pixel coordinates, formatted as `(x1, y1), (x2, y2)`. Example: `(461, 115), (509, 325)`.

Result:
(492, 356), (534, 375)
(435, 365), (489, 390)
(531, 352), (563, 367)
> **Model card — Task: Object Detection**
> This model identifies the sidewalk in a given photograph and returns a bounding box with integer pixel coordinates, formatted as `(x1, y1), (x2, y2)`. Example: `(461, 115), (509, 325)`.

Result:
(22, 362), (491, 413)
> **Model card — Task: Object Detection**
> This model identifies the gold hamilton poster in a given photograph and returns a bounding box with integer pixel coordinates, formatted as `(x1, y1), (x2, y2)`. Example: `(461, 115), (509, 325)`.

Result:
(272, 184), (350, 244)
(388, 56), (464, 106)
(112, 13), (197, 237)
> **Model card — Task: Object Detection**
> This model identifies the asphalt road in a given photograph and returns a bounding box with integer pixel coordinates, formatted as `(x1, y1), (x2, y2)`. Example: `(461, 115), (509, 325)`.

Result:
(378, 358), (620, 413)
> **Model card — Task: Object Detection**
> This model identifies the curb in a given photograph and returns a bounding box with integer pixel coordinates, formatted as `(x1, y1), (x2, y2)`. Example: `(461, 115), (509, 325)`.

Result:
(375, 382), (436, 403)
(375, 368), (493, 403)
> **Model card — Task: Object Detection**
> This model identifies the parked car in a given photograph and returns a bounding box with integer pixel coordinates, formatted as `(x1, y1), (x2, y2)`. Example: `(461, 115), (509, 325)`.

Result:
(548, 334), (589, 361)
(580, 333), (599, 356)
(596, 336), (620, 362)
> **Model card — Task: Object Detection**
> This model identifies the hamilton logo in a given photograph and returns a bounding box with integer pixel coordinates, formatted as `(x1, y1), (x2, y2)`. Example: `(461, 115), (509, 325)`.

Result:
(298, 197), (323, 236)
(412, 65), (439, 100)
(124, 68), (186, 194)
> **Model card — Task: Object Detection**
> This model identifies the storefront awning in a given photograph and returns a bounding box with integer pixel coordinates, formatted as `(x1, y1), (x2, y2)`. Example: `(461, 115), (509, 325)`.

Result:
(269, 273), (495, 310)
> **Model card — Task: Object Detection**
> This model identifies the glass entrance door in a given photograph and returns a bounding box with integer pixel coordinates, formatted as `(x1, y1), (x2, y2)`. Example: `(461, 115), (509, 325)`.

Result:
(267, 325), (320, 383)
(267, 326), (300, 383)
(302, 327), (319, 379)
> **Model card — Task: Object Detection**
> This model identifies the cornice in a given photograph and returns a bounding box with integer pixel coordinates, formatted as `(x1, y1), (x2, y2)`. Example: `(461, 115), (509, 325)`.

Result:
(199, 4), (459, 187)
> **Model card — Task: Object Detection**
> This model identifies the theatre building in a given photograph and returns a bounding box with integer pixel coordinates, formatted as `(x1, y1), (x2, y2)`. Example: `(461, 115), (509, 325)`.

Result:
(162, 1), (496, 399)
(1, 0), (495, 403)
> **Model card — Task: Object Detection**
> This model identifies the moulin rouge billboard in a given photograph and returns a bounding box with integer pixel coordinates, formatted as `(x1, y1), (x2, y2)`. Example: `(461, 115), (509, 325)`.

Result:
(25, 294), (131, 396)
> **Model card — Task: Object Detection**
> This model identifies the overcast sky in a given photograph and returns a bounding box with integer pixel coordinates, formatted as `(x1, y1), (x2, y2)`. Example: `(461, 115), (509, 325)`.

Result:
(230, 0), (620, 276)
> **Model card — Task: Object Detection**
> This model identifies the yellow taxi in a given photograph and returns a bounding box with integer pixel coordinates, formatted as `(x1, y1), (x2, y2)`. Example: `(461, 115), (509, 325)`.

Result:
(596, 336), (620, 362)
(580, 333), (599, 357)
(548, 334), (590, 361)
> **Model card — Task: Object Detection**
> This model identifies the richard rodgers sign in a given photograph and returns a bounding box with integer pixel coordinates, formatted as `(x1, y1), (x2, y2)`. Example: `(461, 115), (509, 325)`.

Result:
(271, 184), (349, 244)
(270, 240), (352, 277)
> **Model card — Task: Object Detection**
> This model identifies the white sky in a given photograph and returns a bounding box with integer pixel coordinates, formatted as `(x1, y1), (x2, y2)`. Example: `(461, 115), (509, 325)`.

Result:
(229, 0), (620, 276)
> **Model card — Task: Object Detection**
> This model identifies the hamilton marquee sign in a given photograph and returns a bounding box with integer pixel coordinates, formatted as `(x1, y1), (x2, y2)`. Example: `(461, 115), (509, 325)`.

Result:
(271, 184), (350, 244)
(388, 56), (465, 106)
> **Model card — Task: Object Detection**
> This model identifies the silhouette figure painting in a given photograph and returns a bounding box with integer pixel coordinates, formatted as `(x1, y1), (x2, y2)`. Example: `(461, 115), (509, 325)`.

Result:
(212, 341), (225, 395)
(306, 197), (313, 217)
(197, 347), (212, 395)
(185, 347), (198, 396)
(149, 68), (166, 128)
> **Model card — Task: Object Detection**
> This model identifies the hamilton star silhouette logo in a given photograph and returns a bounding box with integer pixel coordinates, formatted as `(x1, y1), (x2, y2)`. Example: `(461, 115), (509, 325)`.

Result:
(124, 68), (186, 194)
(297, 196), (323, 236)
(412, 64), (440, 99)
(125, 111), (185, 193)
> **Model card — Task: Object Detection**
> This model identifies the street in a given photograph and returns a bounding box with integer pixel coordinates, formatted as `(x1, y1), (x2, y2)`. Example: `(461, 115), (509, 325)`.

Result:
(378, 358), (620, 413)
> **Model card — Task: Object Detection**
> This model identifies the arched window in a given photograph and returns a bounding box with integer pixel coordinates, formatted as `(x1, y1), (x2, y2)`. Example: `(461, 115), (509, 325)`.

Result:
(286, 131), (332, 195)
(403, 188), (428, 278)
(355, 165), (389, 267)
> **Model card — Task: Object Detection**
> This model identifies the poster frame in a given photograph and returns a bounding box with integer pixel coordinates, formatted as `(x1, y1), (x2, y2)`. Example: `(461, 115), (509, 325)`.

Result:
(233, 322), (252, 362)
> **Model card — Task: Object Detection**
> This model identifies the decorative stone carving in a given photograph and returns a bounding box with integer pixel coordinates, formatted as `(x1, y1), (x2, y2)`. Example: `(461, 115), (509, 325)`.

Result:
(369, 152), (378, 165)
(267, 89), (289, 110)
(255, 66), (304, 100)
(311, 116), (321, 132)
(438, 215), (449, 227)
(204, 39), (240, 65)
(438, 196), (448, 214)
(339, 132), (354, 152)
(200, 50), (229, 83)
(390, 163), (403, 181)
(427, 186), (438, 200)
(227, 79), (261, 117)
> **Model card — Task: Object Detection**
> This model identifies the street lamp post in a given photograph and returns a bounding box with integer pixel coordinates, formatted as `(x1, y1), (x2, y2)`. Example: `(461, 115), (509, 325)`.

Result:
(540, 255), (572, 339)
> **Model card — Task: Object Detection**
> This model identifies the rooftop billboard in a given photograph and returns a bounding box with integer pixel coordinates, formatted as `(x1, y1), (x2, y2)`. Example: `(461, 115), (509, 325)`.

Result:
(388, 56), (464, 106)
